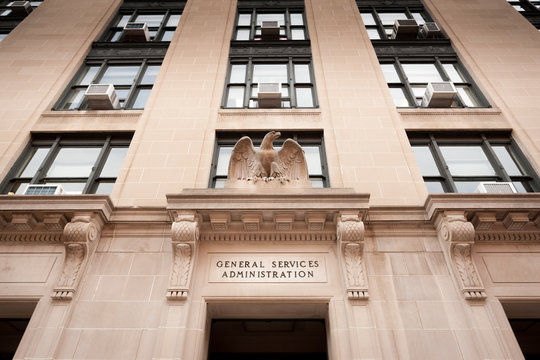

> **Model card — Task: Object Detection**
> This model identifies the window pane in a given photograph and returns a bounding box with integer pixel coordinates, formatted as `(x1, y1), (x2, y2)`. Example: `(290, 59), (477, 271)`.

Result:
(366, 29), (380, 39)
(78, 66), (100, 85)
(402, 63), (442, 83)
(110, 30), (123, 42)
(100, 147), (128, 177)
(167, 14), (181, 27)
(290, 13), (304, 26)
(95, 182), (115, 194)
(381, 64), (400, 83)
(160, 30), (174, 41)
(19, 147), (50, 177)
(304, 146), (322, 175)
(134, 14), (164, 28)
(513, 182), (528, 193)
(0, 34), (7, 42)
(412, 146), (440, 176)
(295, 87), (314, 107)
(116, 15), (131, 28)
(236, 29), (250, 40)
(140, 65), (160, 84)
(62, 89), (86, 110)
(47, 148), (101, 177)
(99, 66), (140, 85)
(492, 146), (523, 176)
(412, 13), (425, 25)
(425, 181), (445, 193)
(13, 182), (30, 195)
(215, 179), (226, 189)
(291, 29), (305, 40)
(454, 181), (483, 193)
(294, 64), (311, 83)
(131, 89), (151, 109)
(311, 179), (324, 188)
(230, 64), (246, 83)
(253, 64), (287, 83)
(360, 13), (376, 26)
(45, 182), (86, 194)
(378, 12), (407, 26)
(226, 86), (245, 108)
(216, 147), (232, 176)
(442, 63), (464, 82)
(439, 146), (496, 176)
(256, 13), (285, 26)
(238, 13), (251, 26)
(456, 86), (479, 107)
(389, 87), (411, 107)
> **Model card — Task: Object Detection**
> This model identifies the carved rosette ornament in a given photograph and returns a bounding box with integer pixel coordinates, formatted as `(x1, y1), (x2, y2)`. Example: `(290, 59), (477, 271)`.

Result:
(167, 213), (199, 300)
(52, 214), (102, 300)
(337, 214), (368, 300)
(438, 214), (486, 300)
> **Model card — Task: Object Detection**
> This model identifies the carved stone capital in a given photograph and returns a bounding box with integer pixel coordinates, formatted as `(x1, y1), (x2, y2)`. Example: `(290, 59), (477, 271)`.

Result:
(437, 213), (486, 301)
(337, 213), (368, 300)
(167, 213), (199, 300)
(52, 214), (103, 300)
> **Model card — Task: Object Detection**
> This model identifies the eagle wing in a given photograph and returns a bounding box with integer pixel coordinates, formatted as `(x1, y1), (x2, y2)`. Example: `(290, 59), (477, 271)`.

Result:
(275, 139), (309, 181)
(227, 136), (258, 180)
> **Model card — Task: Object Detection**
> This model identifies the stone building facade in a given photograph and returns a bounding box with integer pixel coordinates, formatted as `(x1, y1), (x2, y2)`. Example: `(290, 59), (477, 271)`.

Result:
(1, 0), (540, 358)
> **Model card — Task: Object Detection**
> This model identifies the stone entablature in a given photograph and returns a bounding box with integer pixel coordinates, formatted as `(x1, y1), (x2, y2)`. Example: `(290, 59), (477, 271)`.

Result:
(0, 195), (112, 300)
(426, 194), (540, 301)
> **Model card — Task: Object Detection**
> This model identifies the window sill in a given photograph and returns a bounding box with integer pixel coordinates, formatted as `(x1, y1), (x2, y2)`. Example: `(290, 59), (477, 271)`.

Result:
(219, 108), (321, 116)
(397, 107), (500, 116)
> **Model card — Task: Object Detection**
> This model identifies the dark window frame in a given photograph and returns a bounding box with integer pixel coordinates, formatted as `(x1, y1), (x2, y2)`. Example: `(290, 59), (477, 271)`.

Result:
(409, 132), (540, 193)
(1, 133), (132, 195)
(506, 0), (540, 29)
(233, 7), (309, 41)
(209, 131), (329, 188)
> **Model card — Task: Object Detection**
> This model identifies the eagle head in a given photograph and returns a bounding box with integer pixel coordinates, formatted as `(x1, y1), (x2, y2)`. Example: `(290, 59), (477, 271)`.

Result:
(260, 131), (281, 150)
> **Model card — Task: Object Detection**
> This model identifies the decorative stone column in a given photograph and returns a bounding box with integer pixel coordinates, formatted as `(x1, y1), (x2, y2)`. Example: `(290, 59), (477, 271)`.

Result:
(167, 213), (199, 300)
(52, 213), (103, 300)
(337, 213), (368, 300)
(438, 212), (486, 300)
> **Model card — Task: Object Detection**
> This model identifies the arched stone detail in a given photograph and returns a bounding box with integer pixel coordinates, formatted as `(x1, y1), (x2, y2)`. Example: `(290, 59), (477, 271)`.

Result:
(337, 213), (368, 300)
(167, 213), (199, 300)
(52, 214), (102, 300)
(438, 213), (486, 301)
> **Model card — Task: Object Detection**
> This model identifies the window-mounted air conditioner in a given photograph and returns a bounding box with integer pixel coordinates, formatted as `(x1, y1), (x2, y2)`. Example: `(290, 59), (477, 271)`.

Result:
(261, 20), (280, 41)
(84, 84), (120, 110)
(24, 184), (64, 195)
(122, 22), (150, 42)
(420, 22), (441, 39)
(421, 81), (457, 107)
(474, 182), (518, 194)
(9, 1), (32, 16)
(390, 19), (419, 40)
(257, 83), (281, 108)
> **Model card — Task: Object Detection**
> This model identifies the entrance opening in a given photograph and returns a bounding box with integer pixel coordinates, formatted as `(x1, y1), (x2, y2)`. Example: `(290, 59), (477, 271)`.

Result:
(503, 302), (540, 359)
(0, 301), (36, 360)
(207, 319), (328, 360)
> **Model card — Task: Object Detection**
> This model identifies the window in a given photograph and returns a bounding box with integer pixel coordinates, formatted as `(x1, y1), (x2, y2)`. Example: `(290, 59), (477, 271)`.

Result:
(224, 60), (316, 108)
(506, 0), (540, 29)
(0, 0), (42, 17)
(1, 133), (132, 195)
(409, 132), (540, 193)
(381, 59), (486, 108)
(234, 8), (307, 41)
(100, 8), (182, 42)
(210, 132), (329, 188)
(55, 61), (160, 110)
(359, 6), (434, 40)
(0, 0), (43, 41)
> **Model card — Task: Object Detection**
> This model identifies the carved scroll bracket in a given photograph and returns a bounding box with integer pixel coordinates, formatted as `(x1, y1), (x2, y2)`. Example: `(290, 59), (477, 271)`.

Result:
(167, 212), (200, 300)
(437, 212), (486, 301)
(337, 212), (368, 300)
(52, 213), (104, 300)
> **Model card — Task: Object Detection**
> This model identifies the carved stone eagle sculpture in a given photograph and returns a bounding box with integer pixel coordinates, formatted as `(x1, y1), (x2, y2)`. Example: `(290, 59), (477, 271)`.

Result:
(225, 131), (310, 188)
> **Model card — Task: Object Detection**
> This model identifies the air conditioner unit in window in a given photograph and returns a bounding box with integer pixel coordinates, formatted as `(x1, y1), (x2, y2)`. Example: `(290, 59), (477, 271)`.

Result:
(475, 182), (518, 194)
(84, 84), (120, 110)
(261, 20), (280, 41)
(122, 22), (150, 42)
(421, 81), (457, 107)
(420, 22), (441, 39)
(390, 19), (419, 40)
(9, 1), (32, 16)
(257, 83), (281, 108)
(24, 184), (64, 195)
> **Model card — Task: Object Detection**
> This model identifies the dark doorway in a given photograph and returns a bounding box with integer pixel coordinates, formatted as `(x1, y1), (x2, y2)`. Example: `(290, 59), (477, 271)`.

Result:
(0, 318), (30, 360)
(207, 319), (328, 360)
(508, 318), (540, 360)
